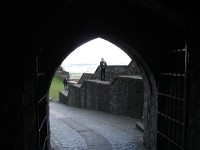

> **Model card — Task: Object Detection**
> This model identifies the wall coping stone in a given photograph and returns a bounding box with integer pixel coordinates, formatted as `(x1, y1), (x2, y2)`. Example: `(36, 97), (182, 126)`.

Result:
(87, 80), (111, 85)
(72, 84), (81, 88)
(68, 81), (78, 84)
(117, 75), (142, 79)
(59, 90), (68, 96)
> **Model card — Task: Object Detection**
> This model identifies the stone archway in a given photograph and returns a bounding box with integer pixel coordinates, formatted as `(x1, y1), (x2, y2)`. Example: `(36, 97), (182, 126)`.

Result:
(49, 35), (158, 149)
(39, 2), (185, 150)
(3, 1), (200, 150)
(93, 36), (158, 149)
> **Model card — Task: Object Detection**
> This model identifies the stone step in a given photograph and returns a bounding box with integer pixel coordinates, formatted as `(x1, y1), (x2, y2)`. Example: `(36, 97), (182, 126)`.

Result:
(136, 121), (144, 132)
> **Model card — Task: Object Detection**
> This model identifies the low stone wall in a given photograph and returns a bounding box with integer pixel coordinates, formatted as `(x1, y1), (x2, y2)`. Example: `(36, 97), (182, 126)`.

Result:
(127, 61), (140, 75)
(110, 75), (144, 118)
(59, 90), (68, 104)
(67, 84), (81, 107)
(59, 75), (144, 118)
(81, 80), (111, 112)
(55, 68), (70, 80)
(78, 73), (93, 84)
(92, 66), (131, 81)
(91, 61), (140, 81)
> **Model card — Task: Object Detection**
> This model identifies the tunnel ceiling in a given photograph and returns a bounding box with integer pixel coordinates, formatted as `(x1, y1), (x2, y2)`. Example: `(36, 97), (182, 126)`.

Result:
(1, 0), (187, 81)
(2, 1), (185, 52)
(34, 1), (186, 74)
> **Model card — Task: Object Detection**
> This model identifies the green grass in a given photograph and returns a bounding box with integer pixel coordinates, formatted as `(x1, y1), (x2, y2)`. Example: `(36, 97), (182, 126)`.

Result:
(49, 75), (64, 101)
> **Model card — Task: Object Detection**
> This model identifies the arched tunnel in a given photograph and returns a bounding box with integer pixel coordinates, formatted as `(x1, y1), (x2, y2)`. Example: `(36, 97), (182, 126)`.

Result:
(0, 1), (200, 150)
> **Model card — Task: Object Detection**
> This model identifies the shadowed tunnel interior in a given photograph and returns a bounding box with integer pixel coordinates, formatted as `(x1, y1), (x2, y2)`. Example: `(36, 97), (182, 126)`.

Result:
(1, 1), (200, 150)
(48, 38), (147, 149)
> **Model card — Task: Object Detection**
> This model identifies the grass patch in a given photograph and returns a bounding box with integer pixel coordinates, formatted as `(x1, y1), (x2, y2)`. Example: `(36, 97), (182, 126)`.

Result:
(49, 75), (64, 101)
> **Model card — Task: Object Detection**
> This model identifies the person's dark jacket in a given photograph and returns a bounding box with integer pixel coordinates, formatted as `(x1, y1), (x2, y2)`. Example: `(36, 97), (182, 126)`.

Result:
(63, 78), (67, 85)
(100, 61), (107, 69)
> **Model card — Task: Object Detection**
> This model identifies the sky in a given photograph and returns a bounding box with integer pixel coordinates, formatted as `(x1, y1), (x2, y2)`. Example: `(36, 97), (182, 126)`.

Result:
(61, 38), (131, 73)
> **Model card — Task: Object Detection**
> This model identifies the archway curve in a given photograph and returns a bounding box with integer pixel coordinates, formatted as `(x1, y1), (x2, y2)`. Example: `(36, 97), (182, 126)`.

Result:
(48, 34), (158, 148)
(109, 37), (158, 148)
(65, 0), (186, 27)
(42, 2), (183, 149)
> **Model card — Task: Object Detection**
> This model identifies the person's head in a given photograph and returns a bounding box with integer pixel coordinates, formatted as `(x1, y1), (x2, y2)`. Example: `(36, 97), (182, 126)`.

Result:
(101, 58), (104, 61)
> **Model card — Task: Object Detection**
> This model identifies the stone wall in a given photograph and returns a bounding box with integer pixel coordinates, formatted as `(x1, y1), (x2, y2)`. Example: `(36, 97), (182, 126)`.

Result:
(91, 66), (130, 81)
(60, 75), (144, 118)
(55, 66), (64, 76)
(92, 61), (140, 81)
(59, 90), (68, 104)
(110, 75), (144, 118)
(127, 61), (140, 75)
(56, 61), (140, 84)
(91, 61), (140, 81)
(78, 73), (93, 84)
(55, 67), (70, 80)
(60, 71), (70, 80)
(81, 80), (111, 112)
(67, 84), (82, 107)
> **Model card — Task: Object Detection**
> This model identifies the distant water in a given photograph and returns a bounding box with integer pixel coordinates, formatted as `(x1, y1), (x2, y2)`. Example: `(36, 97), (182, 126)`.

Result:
(62, 64), (98, 74)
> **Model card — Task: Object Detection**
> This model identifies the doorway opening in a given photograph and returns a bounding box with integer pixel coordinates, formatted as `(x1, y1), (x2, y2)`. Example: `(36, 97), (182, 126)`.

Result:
(47, 37), (157, 149)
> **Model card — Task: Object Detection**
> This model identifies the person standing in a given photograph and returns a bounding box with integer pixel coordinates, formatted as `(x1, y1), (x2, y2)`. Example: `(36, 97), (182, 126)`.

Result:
(100, 58), (107, 81)
(63, 77), (69, 90)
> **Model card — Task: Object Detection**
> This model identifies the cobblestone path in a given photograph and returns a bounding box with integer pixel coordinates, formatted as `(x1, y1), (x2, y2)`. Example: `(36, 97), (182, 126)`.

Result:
(50, 102), (149, 150)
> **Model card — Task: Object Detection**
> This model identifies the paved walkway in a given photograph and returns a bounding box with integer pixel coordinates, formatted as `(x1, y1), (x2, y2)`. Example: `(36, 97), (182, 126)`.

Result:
(50, 102), (149, 150)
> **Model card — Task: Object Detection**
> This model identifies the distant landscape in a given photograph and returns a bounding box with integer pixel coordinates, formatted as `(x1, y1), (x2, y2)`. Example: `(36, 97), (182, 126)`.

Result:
(61, 62), (131, 80)
(62, 64), (98, 73)
(61, 64), (98, 80)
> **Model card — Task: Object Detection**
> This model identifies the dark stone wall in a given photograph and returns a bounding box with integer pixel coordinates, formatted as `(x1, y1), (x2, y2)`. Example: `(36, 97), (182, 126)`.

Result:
(58, 61), (140, 84)
(65, 80), (111, 113)
(91, 61), (140, 81)
(59, 91), (68, 104)
(61, 76), (144, 117)
(92, 66), (127, 81)
(127, 61), (140, 75)
(110, 75), (144, 118)
(78, 73), (93, 84)
(0, 84), (24, 149)
(83, 80), (111, 112)
(80, 81), (87, 108)
(23, 76), (38, 150)
(0, 1), (199, 150)
(67, 84), (82, 107)
(56, 70), (70, 80)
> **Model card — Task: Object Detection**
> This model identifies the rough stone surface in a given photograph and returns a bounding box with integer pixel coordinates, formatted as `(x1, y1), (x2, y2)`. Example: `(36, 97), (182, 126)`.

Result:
(78, 73), (94, 84)
(110, 75), (144, 118)
(143, 93), (157, 149)
(59, 90), (68, 104)
(55, 68), (70, 80)
(67, 84), (82, 107)
(81, 80), (111, 112)
(60, 76), (144, 118)
(91, 61), (140, 82)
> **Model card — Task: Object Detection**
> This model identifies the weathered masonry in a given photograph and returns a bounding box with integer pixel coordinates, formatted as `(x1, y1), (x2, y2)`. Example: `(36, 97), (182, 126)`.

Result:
(0, 1), (200, 150)
(59, 75), (144, 118)
(59, 62), (144, 118)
